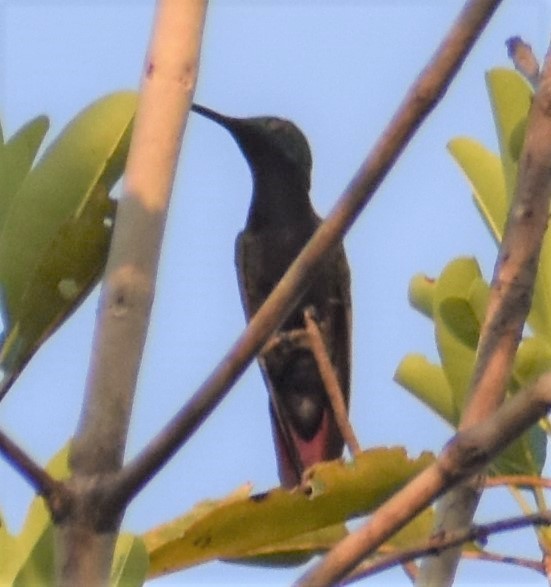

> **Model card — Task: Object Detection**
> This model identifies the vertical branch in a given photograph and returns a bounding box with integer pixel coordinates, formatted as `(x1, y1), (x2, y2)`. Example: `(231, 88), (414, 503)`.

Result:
(56, 2), (207, 586)
(417, 37), (551, 587)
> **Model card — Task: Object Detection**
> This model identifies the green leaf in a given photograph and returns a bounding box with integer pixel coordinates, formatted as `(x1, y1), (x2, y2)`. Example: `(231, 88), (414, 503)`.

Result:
(10, 445), (70, 586)
(439, 297), (480, 350)
(399, 68), (546, 477)
(111, 534), (149, 587)
(450, 70), (551, 338)
(394, 354), (456, 425)
(485, 68), (532, 200)
(226, 524), (348, 568)
(397, 259), (484, 423)
(433, 257), (481, 413)
(143, 448), (434, 578)
(483, 68), (551, 337)
(399, 257), (545, 476)
(492, 424), (546, 477)
(447, 137), (507, 244)
(467, 277), (490, 327)
(385, 507), (434, 550)
(0, 184), (115, 375)
(0, 116), (50, 232)
(0, 512), (17, 584)
(408, 274), (435, 318)
(514, 336), (551, 389)
(529, 227), (551, 341)
(0, 92), (137, 378)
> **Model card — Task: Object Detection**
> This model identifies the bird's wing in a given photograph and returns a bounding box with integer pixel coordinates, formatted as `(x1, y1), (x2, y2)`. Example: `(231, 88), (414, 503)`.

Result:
(235, 230), (260, 319)
(330, 244), (352, 407)
(235, 229), (306, 483)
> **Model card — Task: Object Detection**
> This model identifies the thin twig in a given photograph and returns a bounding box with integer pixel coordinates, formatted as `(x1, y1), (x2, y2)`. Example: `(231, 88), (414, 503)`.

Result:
(0, 427), (63, 502)
(485, 475), (551, 490)
(303, 307), (361, 457)
(463, 548), (543, 574)
(506, 36), (540, 88)
(107, 0), (501, 514)
(340, 511), (550, 585)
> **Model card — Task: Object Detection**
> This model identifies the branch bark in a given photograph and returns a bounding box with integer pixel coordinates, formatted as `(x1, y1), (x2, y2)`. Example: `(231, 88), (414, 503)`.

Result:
(0, 427), (69, 518)
(54, 2), (207, 585)
(417, 34), (551, 587)
(506, 36), (540, 88)
(304, 307), (361, 457)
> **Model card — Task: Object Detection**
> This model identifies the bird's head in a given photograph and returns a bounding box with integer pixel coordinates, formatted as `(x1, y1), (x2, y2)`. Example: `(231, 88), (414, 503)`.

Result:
(192, 104), (312, 192)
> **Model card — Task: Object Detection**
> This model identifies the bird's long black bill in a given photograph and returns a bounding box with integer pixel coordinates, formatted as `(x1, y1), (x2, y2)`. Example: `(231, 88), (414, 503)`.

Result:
(191, 103), (233, 128)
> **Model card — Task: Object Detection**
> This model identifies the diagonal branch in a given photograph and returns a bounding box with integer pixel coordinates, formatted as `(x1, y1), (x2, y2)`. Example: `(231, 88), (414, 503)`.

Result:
(0, 427), (70, 519)
(107, 0), (501, 512)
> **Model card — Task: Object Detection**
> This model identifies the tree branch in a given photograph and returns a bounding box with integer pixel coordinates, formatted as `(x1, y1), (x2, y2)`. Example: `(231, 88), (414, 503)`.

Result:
(418, 31), (551, 587)
(485, 475), (551, 490)
(304, 307), (361, 457)
(0, 427), (70, 519)
(55, 2), (207, 585)
(107, 0), (501, 512)
(463, 549), (542, 575)
(506, 36), (540, 88)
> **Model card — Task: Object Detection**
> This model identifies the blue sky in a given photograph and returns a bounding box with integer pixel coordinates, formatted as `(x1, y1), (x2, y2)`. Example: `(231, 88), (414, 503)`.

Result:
(1, 1), (551, 585)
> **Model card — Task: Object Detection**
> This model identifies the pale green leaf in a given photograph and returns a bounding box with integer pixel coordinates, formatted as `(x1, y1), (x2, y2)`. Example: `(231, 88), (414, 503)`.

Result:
(0, 92), (136, 378)
(433, 257), (481, 413)
(0, 116), (50, 231)
(394, 354), (456, 425)
(485, 67), (532, 200)
(111, 534), (149, 587)
(514, 336), (551, 389)
(529, 232), (551, 341)
(226, 524), (348, 568)
(0, 512), (18, 584)
(10, 445), (70, 586)
(447, 137), (507, 244)
(408, 273), (435, 319)
(0, 92), (136, 325)
(491, 424), (546, 477)
(439, 297), (480, 351)
(0, 185), (115, 375)
(467, 277), (490, 326)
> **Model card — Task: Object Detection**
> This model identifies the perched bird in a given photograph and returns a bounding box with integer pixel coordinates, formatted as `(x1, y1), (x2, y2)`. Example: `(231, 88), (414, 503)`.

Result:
(192, 104), (352, 487)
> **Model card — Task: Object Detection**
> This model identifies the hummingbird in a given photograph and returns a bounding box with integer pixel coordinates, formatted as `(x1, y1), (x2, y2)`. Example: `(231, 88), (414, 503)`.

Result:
(191, 104), (352, 487)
